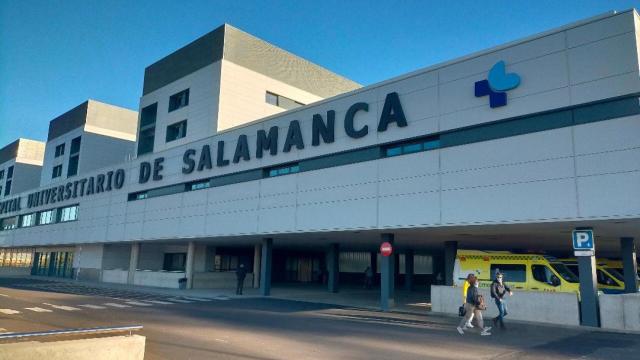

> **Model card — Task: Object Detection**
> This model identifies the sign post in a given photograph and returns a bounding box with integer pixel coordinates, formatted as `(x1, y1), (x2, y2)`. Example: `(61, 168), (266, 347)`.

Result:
(572, 228), (599, 327)
(380, 235), (395, 311)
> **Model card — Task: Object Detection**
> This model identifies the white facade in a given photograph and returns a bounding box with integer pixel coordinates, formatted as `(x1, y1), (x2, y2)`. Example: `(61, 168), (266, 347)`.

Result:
(0, 10), (639, 287)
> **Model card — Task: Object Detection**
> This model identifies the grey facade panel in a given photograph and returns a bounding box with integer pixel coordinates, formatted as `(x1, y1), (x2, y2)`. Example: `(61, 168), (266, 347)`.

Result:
(142, 26), (225, 95)
(222, 25), (361, 98)
(0, 140), (20, 165)
(47, 102), (89, 141)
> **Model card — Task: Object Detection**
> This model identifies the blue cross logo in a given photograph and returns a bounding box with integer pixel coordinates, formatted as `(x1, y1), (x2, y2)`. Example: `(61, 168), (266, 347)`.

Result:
(475, 61), (521, 108)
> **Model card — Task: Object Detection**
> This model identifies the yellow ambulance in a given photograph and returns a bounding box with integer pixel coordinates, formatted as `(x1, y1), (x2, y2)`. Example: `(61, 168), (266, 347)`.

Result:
(599, 259), (640, 280)
(558, 258), (631, 294)
(454, 250), (580, 294)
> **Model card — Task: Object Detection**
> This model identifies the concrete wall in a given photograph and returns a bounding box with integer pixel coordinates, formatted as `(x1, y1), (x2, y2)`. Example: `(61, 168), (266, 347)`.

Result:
(102, 244), (131, 270)
(193, 271), (253, 289)
(133, 270), (184, 288)
(0, 335), (145, 360)
(137, 244), (187, 271)
(600, 293), (640, 331)
(102, 269), (129, 284)
(0, 267), (30, 276)
(430, 285), (581, 326)
(78, 133), (135, 176)
(73, 244), (103, 282)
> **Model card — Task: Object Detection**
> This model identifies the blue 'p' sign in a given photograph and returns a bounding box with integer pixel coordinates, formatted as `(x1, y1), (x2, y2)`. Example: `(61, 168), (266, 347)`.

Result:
(572, 229), (594, 250)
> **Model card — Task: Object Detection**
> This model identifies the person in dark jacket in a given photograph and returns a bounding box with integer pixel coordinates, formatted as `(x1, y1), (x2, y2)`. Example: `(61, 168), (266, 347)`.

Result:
(457, 276), (492, 336)
(236, 263), (247, 295)
(490, 272), (513, 330)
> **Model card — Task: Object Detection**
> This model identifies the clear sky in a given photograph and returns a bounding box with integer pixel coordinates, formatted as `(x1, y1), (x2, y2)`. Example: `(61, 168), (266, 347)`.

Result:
(1, 0), (638, 146)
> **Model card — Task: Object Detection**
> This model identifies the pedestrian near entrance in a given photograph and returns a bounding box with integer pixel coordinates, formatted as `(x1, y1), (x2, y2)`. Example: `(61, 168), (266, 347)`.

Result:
(236, 263), (247, 295)
(458, 274), (475, 329)
(490, 272), (512, 330)
(457, 276), (491, 336)
(364, 266), (374, 289)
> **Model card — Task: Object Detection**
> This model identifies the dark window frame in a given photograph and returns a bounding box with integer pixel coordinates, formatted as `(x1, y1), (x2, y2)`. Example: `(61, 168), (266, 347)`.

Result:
(166, 120), (188, 142)
(168, 89), (189, 112)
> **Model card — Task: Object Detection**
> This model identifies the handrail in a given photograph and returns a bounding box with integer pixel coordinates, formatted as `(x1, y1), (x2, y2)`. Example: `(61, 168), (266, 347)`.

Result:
(0, 325), (143, 340)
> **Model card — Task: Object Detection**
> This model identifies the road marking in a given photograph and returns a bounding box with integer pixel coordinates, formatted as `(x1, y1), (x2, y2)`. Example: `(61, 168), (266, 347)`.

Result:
(25, 307), (53, 313)
(0, 293), (9, 297)
(78, 304), (107, 309)
(125, 301), (153, 306)
(104, 303), (130, 308)
(143, 300), (174, 305)
(0, 309), (20, 315)
(166, 298), (193, 303)
(214, 338), (228, 343)
(43, 303), (81, 311)
(183, 297), (212, 302)
(214, 296), (230, 301)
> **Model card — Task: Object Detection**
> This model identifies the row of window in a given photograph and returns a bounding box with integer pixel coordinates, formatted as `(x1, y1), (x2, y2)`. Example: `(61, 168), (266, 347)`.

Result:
(0, 204), (79, 231)
(0, 248), (34, 268)
(265, 91), (305, 110)
(0, 165), (14, 197)
(138, 89), (190, 156)
(52, 136), (81, 179)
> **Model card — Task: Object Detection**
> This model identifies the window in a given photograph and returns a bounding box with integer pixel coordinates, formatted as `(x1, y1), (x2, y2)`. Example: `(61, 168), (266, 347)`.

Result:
(70, 136), (81, 154)
(67, 155), (79, 177)
(137, 127), (155, 156)
(38, 209), (57, 225)
(52, 164), (63, 179)
(0, 170), (4, 179)
(168, 89), (189, 112)
(163, 253), (186, 271)
(6, 166), (13, 179)
(59, 205), (78, 222)
(265, 91), (304, 110)
(3, 181), (10, 196)
(550, 263), (579, 283)
(54, 143), (65, 157)
(128, 192), (148, 201)
(0, 217), (17, 230)
(490, 264), (526, 282)
(188, 180), (210, 191)
(266, 163), (300, 177)
(20, 213), (36, 228)
(384, 137), (440, 157)
(596, 269), (617, 286)
(532, 265), (560, 286)
(166, 120), (187, 142)
(137, 103), (158, 156)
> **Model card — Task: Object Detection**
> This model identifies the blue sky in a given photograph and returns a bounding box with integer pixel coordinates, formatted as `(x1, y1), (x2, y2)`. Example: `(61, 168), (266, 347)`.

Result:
(1, 0), (638, 146)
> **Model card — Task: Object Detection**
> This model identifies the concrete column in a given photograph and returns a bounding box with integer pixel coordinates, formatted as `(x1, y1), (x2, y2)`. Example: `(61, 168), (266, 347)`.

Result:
(620, 237), (638, 293)
(127, 243), (140, 285)
(578, 255), (599, 327)
(444, 241), (458, 286)
(327, 243), (340, 293)
(380, 233), (395, 311)
(185, 241), (195, 289)
(260, 238), (273, 296)
(253, 243), (262, 289)
(405, 250), (414, 291)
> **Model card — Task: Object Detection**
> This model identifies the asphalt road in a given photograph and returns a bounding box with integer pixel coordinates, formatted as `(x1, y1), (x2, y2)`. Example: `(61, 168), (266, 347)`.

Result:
(0, 277), (638, 360)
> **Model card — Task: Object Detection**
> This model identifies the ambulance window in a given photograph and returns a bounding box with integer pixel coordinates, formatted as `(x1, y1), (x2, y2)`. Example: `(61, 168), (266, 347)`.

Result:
(490, 264), (525, 282)
(532, 265), (560, 286)
(596, 270), (616, 286)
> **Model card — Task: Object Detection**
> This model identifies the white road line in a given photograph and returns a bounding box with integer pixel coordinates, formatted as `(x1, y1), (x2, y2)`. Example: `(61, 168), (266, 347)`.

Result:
(124, 301), (153, 306)
(103, 303), (130, 308)
(214, 296), (230, 301)
(0, 309), (21, 315)
(166, 298), (193, 303)
(25, 307), (53, 313)
(42, 303), (81, 311)
(183, 297), (212, 302)
(0, 293), (9, 297)
(143, 300), (174, 305)
(78, 304), (107, 309)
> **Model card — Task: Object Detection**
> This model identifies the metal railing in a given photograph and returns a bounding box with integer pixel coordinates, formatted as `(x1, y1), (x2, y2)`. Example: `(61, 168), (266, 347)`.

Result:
(0, 325), (143, 340)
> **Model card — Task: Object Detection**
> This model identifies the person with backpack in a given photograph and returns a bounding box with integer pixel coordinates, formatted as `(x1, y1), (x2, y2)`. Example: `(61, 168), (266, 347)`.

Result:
(490, 272), (513, 330)
(457, 276), (492, 336)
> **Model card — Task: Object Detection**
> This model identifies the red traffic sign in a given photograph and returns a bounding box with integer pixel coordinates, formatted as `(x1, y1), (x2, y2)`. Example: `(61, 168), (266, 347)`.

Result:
(380, 242), (393, 257)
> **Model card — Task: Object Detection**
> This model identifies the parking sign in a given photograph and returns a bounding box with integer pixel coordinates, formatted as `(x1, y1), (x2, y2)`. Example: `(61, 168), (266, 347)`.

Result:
(572, 229), (594, 256)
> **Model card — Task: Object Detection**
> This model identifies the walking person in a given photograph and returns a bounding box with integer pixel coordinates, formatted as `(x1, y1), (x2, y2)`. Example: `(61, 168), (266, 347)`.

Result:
(458, 276), (492, 336)
(236, 263), (247, 295)
(490, 272), (512, 330)
(457, 274), (475, 332)
(364, 266), (374, 289)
